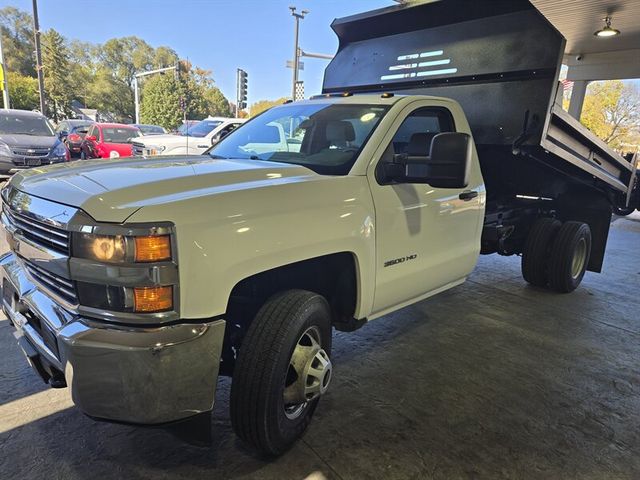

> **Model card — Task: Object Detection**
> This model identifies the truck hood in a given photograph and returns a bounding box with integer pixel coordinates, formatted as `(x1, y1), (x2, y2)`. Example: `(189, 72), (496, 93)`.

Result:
(8, 156), (316, 223)
(0, 134), (58, 148)
(137, 134), (189, 147)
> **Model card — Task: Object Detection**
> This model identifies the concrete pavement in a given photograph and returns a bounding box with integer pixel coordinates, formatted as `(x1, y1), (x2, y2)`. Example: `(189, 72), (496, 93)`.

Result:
(1, 212), (639, 479)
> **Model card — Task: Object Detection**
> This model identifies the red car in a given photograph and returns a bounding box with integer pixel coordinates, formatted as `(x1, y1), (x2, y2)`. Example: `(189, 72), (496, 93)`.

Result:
(80, 123), (142, 159)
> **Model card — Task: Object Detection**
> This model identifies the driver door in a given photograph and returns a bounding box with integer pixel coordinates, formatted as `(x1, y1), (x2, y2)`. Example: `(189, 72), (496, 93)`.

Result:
(367, 101), (484, 315)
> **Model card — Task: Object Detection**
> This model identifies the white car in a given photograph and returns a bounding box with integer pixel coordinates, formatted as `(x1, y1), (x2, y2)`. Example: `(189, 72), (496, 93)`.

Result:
(132, 117), (245, 156)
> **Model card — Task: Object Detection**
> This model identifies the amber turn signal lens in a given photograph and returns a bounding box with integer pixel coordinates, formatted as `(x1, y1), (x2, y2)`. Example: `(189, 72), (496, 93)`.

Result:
(133, 286), (173, 312)
(134, 235), (171, 262)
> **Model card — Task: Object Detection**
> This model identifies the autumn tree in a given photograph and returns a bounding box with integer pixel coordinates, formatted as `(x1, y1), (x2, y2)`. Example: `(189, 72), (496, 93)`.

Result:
(250, 98), (289, 117)
(580, 80), (640, 150)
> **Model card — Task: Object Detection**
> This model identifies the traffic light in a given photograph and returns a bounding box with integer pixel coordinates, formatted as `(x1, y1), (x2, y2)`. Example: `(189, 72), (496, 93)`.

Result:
(237, 68), (248, 110)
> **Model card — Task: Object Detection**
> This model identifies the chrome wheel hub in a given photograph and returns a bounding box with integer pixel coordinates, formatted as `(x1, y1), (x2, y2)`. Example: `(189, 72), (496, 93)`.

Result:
(283, 326), (332, 420)
(571, 237), (587, 279)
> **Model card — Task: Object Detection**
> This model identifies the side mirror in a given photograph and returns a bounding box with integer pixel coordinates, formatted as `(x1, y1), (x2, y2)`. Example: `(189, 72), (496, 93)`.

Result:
(404, 132), (472, 188)
(212, 131), (229, 145)
(86, 135), (97, 142)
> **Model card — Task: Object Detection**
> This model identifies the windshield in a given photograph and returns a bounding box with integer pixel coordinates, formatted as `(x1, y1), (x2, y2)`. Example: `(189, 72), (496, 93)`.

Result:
(185, 120), (223, 137)
(138, 125), (164, 134)
(102, 127), (141, 143)
(208, 103), (388, 175)
(0, 114), (54, 136)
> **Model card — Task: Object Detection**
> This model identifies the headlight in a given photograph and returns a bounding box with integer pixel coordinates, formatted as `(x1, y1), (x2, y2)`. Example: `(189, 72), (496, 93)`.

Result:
(109, 150), (120, 158)
(144, 145), (165, 155)
(73, 233), (171, 263)
(0, 142), (13, 156)
(52, 143), (67, 157)
(72, 232), (175, 314)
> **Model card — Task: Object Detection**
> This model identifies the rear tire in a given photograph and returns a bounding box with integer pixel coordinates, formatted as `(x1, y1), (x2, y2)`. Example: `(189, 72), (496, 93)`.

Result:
(548, 221), (592, 293)
(230, 290), (333, 456)
(521, 217), (561, 287)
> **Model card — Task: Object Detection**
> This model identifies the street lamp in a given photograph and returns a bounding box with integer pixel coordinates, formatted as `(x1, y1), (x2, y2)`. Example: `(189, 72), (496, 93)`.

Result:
(290, 6), (309, 100)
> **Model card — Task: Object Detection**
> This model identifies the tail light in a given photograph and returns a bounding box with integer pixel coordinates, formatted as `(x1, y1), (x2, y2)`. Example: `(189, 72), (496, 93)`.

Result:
(68, 133), (81, 142)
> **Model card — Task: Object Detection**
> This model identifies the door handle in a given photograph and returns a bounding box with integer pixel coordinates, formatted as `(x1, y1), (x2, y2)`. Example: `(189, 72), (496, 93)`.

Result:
(459, 190), (478, 201)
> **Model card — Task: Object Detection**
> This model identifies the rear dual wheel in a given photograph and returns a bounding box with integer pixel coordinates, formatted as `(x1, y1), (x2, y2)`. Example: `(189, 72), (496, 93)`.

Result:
(521, 218), (592, 293)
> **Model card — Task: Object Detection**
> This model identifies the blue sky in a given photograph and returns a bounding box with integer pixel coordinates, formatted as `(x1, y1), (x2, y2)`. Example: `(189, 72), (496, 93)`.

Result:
(1, 0), (393, 105)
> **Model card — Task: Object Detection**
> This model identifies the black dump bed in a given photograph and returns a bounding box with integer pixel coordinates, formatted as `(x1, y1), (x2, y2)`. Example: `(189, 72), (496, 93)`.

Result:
(323, 0), (638, 207)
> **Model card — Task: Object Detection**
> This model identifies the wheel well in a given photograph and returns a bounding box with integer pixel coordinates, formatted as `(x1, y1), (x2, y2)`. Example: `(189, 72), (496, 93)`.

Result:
(220, 252), (358, 376)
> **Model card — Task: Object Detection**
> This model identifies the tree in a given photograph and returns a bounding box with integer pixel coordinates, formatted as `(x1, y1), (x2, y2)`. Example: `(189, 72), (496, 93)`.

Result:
(250, 98), (289, 117)
(85, 68), (134, 122)
(42, 29), (73, 120)
(139, 74), (182, 129)
(4, 71), (38, 110)
(580, 80), (640, 151)
(204, 87), (232, 117)
(0, 7), (35, 76)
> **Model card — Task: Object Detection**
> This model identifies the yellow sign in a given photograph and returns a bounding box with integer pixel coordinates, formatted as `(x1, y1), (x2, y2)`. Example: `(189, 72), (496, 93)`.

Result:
(0, 64), (4, 91)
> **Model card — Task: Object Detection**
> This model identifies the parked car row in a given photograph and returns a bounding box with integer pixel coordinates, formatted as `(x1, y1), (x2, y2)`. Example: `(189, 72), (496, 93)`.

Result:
(0, 108), (246, 176)
(132, 117), (245, 156)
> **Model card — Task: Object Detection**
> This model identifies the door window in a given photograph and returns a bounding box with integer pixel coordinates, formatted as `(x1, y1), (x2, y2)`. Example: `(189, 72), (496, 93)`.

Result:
(390, 107), (454, 157)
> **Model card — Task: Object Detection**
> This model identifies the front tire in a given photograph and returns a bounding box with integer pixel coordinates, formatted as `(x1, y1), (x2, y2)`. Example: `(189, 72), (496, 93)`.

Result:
(230, 290), (333, 456)
(548, 221), (592, 293)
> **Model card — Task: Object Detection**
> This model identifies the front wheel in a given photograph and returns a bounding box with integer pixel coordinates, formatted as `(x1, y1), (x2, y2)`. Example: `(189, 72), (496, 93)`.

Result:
(230, 290), (333, 456)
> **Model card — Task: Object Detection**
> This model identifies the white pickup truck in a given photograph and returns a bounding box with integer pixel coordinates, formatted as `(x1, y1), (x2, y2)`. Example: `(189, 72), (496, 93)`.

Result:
(132, 117), (245, 156)
(1, 0), (638, 457)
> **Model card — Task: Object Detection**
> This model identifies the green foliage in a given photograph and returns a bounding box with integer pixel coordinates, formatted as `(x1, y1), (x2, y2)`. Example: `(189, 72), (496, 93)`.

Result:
(0, 7), (35, 76)
(581, 80), (640, 151)
(4, 71), (38, 110)
(139, 74), (182, 129)
(1, 6), (227, 125)
(140, 69), (232, 129)
(85, 68), (134, 122)
(250, 98), (289, 117)
(42, 29), (73, 121)
(205, 87), (232, 117)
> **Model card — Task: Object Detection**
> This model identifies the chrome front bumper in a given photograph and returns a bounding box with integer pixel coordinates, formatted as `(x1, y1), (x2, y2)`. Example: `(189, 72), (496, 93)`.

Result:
(1, 251), (226, 425)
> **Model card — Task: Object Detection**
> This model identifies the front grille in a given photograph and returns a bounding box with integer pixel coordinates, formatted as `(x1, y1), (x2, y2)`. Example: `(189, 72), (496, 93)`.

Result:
(3, 205), (70, 255)
(12, 147), (51, 157)
(25, 261), (78, 304)
(132, 142), (145, 156)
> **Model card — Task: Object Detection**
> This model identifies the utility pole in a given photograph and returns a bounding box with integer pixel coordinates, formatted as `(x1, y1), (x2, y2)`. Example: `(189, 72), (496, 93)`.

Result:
(133, 65), (178, 123)
(289, 6), (308, 100)
(0, 32), (10, 109)
(32, 0), (46, 114)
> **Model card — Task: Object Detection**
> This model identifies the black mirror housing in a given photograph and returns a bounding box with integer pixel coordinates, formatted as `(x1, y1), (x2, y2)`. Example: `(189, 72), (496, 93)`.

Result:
(425, 132), (472, 188)
(403, 132), (472, 187)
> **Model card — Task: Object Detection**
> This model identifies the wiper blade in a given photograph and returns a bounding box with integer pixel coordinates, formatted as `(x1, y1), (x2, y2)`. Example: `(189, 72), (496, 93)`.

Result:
(209, 154), (229, 159)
